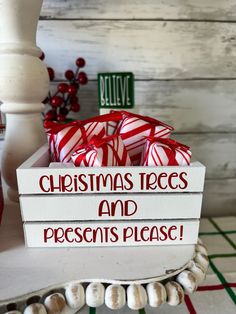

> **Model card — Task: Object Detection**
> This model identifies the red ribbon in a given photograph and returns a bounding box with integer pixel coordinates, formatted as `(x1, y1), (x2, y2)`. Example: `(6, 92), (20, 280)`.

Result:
(73, 134), (119, 152)
(145, 137), (190, 151)
(112, 110), (174, 130)
(44, 111), (123, 135)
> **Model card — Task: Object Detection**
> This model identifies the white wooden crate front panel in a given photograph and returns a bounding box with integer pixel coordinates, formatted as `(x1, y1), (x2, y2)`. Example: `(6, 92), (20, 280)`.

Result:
(16, 146), (205, 195)
(24, 220), (199, 248)
(20, 193), (203, 221)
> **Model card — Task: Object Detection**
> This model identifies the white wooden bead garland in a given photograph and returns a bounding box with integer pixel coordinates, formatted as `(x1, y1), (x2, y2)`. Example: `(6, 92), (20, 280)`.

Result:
(146, 282), (167, 307)
(127, 284), (148, 310)
(24, 303), (47, 314)
(44, 293), (66, 314)
(165, 281), (185, 306)
(65, 283), (85, 310)
(0, 0), (49, 201)
(104, 284), (126, 310)
(176, 270), (197, 294)
(85, 283), (105, 308)
(0, 240), (209, 312)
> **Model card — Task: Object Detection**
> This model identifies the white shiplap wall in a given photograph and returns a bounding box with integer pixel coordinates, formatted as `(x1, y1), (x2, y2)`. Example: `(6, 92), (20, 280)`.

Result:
(39, 0), (236, 217)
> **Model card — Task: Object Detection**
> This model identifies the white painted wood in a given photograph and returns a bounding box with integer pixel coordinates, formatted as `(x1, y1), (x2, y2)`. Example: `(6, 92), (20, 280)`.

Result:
(16, 146), (206, 194)
(0, 0), (49, 201)
(37, 20), (236, 80)
(0, 198), (195, 300)
(41, 0), (236, 21)
(23, 220), (199, 248)
(20, 193), (202, 221)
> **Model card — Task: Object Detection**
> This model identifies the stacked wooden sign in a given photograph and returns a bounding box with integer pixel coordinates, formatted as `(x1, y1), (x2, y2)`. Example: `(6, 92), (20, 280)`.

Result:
(16, 72), (205, 248)
(17, 145), (205, 247)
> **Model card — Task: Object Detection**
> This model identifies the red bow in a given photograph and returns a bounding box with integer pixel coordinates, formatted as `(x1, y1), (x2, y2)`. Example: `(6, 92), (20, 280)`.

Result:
(72, 135), (126, 166)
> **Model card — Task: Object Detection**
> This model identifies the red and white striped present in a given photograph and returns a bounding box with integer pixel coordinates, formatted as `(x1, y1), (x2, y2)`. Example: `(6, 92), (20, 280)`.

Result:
(114, 111), (174, 165)
(71, 135), (132, 167)
(141, 137), (192, 166)
(45, 112), (122, 162)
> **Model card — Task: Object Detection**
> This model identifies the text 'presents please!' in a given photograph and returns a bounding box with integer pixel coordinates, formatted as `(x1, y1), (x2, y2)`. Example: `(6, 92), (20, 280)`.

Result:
(37, 220), (199, 247)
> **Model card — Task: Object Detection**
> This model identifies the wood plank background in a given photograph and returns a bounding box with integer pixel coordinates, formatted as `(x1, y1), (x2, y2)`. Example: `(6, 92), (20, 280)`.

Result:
(39, 0), (236, 217)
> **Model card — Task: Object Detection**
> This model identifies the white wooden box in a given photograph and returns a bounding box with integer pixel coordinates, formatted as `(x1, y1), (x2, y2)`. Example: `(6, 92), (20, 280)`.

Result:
(16, 145), (205, 248)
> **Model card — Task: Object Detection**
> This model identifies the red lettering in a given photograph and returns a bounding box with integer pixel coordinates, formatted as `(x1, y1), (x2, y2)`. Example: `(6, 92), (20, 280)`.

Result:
(39, 175), (50, 192)
(159, 225), (168, 241)
(83, 227), (93, 242)
(88, 174), (95, 191)
(93, 227), (103, 242)
(123, 227), (133, 242)
(55, 227), (65, 243)
(78, 174), (88, 192)
(168, 172), (178, 190)
(61, 175), (73, 192)
(114, 173), (124, 190)
(150, 226), (159, 241)
(50, 175), (61, 192)
(140, 226), (149, 241)
(158, 173), (168, 190)
(179, 172), (188, 189)
(65, 227), (74, 243)
(147, 173), (158, 190)
(44, 227), (54, 242)
(111, 200), (123, 216)
(168, 226), (177, 240)
(124, 200), (137, 216)
(124, 173), (133, 190)
(139, 173), (145, 190)
(110, 227), (119, 242)
(74, 227), (83, 243)
(98, 200), (111, 217)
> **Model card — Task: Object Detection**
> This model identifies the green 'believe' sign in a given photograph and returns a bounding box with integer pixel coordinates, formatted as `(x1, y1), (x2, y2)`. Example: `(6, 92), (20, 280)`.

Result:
(98, 72), (134, 109)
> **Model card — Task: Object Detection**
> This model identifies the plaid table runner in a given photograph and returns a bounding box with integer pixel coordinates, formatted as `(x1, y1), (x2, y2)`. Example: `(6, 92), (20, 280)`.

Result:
(80, 217), (236, 314)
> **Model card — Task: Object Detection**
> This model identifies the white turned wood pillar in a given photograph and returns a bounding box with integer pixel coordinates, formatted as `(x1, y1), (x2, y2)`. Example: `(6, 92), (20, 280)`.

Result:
(0, 0), (49, 201)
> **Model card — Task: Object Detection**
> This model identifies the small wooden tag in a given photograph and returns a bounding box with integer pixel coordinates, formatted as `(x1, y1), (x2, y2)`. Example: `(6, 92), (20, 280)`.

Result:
(98, 72), (134, 109)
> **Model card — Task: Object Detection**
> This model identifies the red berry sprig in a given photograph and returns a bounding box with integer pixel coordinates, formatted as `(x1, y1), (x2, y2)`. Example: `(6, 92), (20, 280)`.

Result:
(40, 53), (88, 122)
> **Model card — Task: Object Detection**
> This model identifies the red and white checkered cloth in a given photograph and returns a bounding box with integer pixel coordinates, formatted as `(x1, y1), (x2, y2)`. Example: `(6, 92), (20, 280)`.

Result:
(113, 111), (174, 165)
(71, 135), (132, 167)
(141, 137), (192, 166)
